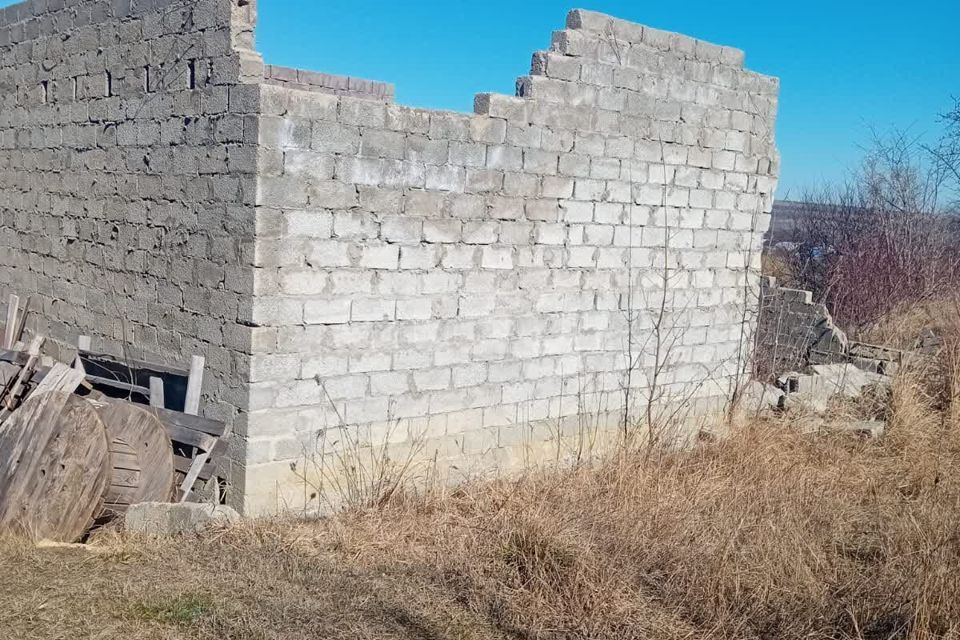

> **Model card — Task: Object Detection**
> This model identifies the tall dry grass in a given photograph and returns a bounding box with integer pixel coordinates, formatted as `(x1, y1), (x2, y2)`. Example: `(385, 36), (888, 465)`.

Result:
(7, 358), (960, 639)
(246, 354), (960, 640)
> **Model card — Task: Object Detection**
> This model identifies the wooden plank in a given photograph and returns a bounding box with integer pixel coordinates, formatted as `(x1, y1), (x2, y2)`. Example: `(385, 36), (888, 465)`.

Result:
(111, 467), (141, 487)
(85, 374), (150, 397)
(78, 351), (189, 378)
(172, 438), (226, 475)
(174, 440), (227, 502)
(149, 377), (165, 408)
(110, 450), (140, 470)
(178, 452), (209, 502)
(0, 392), (111, 542)
(148, 405), (226, 437)
(0, 363), (22, 411)
(160, 421), (218, 452)
(2, 294), (18, 350)
(1, 359), (35, 412)
(11, 297), (29, 346)
(184, 355), (204, 416)
(74, 335), (90, 372)
(173, 455), (216, 480)
(0, 337), (44, 419)
(33, 363), (85, 396)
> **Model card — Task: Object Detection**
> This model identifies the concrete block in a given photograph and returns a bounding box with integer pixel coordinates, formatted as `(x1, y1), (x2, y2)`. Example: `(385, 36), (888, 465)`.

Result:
(125, 503), (241, 536)
(360, 244), (400, 270)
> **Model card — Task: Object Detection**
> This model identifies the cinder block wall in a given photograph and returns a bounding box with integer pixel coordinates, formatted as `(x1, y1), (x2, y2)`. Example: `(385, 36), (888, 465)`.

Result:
(756, 277), (847, 377)
(0, 0), (264, 489)
(0, 2), (780, 514)
(241, 10), (780, 513)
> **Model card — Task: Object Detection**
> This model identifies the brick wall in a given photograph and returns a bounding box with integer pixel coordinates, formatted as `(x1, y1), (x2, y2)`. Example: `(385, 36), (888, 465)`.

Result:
(755, 277), (848, 377)
(239, 10), (780, 513)
(0, 0), (264, 484)
(0, 3), (780, 514)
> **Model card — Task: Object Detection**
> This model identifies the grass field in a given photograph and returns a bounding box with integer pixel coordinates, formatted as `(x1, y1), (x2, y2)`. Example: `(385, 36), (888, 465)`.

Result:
(4, 360), (960, 639)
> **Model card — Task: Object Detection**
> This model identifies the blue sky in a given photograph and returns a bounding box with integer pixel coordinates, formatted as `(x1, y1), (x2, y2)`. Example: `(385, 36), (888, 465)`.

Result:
(3, 1), (957, 195)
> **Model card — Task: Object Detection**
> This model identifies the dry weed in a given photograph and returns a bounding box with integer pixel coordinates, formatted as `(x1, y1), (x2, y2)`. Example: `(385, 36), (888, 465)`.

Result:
(6, 369), (960, 639)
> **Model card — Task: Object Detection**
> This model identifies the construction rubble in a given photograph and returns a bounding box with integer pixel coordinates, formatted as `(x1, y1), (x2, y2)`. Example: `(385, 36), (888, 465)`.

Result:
(739, 338), (942, 439)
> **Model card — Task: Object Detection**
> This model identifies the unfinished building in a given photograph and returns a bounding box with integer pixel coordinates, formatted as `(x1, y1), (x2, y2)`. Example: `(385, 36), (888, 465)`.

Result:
(0, 0), (779, 513)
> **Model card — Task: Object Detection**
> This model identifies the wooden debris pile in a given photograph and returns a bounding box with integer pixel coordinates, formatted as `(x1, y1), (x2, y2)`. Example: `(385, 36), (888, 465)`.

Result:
(0, 293), (230, 542)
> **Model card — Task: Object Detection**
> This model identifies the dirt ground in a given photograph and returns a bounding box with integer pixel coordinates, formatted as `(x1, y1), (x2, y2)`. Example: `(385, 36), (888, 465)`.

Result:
(0, 529), (507, 640)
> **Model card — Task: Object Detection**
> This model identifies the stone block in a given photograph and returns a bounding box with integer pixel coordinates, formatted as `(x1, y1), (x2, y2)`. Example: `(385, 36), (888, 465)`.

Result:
(125, 502), (241, 536)
(360, 244), (400, 270)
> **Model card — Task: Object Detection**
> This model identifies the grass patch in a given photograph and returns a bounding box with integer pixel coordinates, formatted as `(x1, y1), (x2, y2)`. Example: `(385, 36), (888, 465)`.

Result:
(131, 593), (214, 626)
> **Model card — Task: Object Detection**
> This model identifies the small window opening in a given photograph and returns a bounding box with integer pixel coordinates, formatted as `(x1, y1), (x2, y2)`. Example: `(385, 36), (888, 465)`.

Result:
(39, 80), (48, 104)
(144, 66), (150, 93)
(187, 59), (196, 90)
(71, 77), (78, 100)
(105, 70), (113, 97)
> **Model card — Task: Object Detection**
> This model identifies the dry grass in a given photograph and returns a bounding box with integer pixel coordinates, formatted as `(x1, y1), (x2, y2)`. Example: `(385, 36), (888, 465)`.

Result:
(859, 299), (953, 348)
(5, 365), (960, 639)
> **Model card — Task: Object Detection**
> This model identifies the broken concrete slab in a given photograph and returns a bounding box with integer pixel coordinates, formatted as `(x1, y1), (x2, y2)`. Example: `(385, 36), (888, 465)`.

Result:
(125, 502), (241, 536)
(777, 363), (890, 413)
(781, 391), (829, 413)
(832, 420), (886, 438)
(737, 379), (785, 413)
(794, 417), (886, 438)
(806, 363), (888, 396)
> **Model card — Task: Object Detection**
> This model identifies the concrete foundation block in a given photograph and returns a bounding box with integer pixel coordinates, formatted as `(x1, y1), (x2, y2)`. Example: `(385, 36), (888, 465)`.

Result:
(125, 502), (241, 536)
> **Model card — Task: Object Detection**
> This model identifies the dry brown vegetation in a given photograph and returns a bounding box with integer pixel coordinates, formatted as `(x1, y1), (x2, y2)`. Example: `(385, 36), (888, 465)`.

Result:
(3, 356), (960, 640)
(771, 99), (960, 334)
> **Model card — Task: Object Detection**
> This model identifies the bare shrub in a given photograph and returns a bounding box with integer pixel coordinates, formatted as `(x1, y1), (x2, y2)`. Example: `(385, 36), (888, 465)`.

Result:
(778, 103), (960, 333)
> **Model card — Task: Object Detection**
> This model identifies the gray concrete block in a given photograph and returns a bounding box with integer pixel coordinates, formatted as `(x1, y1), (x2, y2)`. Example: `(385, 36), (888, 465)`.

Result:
(125, 502), (241, 536)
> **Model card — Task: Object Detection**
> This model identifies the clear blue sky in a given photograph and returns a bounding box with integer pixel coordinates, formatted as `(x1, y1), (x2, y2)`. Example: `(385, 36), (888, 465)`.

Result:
(3, 1), (957, 196)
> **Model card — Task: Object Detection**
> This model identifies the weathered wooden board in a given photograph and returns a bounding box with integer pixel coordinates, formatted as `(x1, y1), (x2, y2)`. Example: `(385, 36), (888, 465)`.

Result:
(95, 401), (175, 515)
(2, 294), (18, 350)
(149, 377), (165, 408)
(11, 297), (29, 349)
(184, 355), (204, 415)
(0, 392), (111, 542)
(77, 351), (190, 411)
(0, 338), (45, 423)
(149, 405), (226, 438)
(33, 363), (85, 395)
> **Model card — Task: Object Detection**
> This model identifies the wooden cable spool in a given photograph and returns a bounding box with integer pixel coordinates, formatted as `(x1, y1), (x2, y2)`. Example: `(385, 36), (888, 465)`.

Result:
(94, 401), (174, 518)
(0, 391), (111, 542)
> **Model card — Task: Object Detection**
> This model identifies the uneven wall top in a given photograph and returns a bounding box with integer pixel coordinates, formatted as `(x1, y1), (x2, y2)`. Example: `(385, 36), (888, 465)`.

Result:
(565, 9), (750, 67)
(263, 65), (395, 102)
